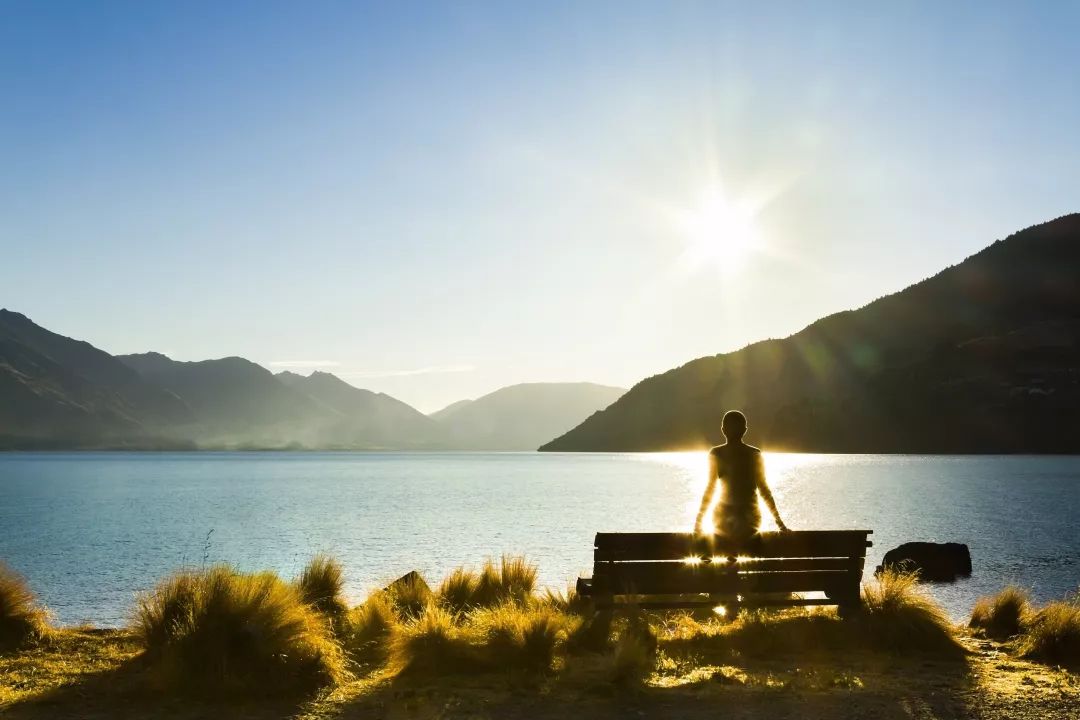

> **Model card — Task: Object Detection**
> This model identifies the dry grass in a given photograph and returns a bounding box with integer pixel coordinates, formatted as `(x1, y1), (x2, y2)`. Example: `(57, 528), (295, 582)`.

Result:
(470, 603), (577, 673)
(1017, 599), (1080, 667)
(970, 586), (1030, 641)
(296, 554), (348, 623)
(0, 562), (50, 652)
(386, 572), (433, 619)
(437, 567), (480, 614)
(542, 584), (592, 616)
(856, 570), (964, 656)
(472, 556), (537, 608)
(387, 604), (480, 674)
(343, 591), (397, 662)
(133, 565), (347, 695)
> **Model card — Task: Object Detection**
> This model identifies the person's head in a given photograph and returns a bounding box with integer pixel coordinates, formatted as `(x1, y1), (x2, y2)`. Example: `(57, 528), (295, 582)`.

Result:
(722, 410), (747, 441)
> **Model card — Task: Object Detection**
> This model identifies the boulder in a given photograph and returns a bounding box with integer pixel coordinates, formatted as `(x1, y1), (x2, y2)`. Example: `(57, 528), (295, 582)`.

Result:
(875, 542), (972, 582)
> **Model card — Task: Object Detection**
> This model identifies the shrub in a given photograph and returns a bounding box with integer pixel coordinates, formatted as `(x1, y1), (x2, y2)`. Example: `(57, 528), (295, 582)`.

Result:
(134, 565), (346, 694)
(543, 584), (592, 616)
(296, 554), (348, 623)
(970, 586), (1030, 640)
(857, 570), (964, 656)
(610, 618), (657, 684)
(470, 603), (575, 673)
(472, 556), (537, 608)
(344, 592), (398, 662)
(1017, 600), (1080, 666)
(386, 572), (433, 620)
(437, 568), (479, 614)
(0, 562), (49, 651)
(388, 604), (479, 674)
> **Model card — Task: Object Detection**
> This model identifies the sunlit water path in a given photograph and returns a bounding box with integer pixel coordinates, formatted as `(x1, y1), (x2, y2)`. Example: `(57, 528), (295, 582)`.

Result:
(1, 452), (1078, 626)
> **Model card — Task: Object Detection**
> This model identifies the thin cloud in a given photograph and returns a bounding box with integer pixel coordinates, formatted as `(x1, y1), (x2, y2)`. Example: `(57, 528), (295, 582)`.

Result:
(268, 360), (342, 368)
(339, 364), (476, 379)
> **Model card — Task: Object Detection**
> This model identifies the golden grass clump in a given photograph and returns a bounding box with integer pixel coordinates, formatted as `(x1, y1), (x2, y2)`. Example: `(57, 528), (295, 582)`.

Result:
(857, 570), (964, 656)
(1017, 600), (1080, 666)
(344, 591), (398, 662)
(472, 556), (537, 608)
(296, 554), (348, 623)
(388, 604), (480, 674)
(437, 567), (480, 614)
(134, 565), (346, 694)
(970, 586), (1030, 641)
(470, 603), (577, 673)
(543, 584), (592, 616)
(610, 618), (657, 684)
(386, 572), (433, 620)
(0, 562), (49, 651)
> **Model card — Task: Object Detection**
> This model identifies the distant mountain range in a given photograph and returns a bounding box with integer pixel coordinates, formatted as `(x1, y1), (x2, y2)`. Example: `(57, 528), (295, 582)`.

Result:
(542, 214), (1080, 453)
(0, 312), (625, 450)
(427, 383), (625, 451)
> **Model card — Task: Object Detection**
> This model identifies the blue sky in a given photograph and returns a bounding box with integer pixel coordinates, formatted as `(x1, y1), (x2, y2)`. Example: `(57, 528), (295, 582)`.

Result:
(2, 1), (1078, 411)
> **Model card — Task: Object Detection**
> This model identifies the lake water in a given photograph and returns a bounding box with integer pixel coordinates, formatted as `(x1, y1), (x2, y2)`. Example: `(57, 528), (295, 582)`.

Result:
(1, 452), (1078, 626)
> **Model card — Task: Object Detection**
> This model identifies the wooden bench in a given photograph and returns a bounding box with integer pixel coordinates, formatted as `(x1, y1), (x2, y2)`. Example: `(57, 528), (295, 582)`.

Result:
(577, 530), (873, 617)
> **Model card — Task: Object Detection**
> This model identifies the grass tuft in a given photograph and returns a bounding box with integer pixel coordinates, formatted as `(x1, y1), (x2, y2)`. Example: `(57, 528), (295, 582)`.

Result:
(388, 604), (479, 674)
(437, 567), (480, 614)
(134, 565), (346, 695)
(472, 556), (537, 608)
(386, 573), (433, 620)
(0, 562), (49, 652)
(857, 570), (964, 656)
(344, 592), (398, 663)
(296, 554), (348, 624)
(543, 584), (592, 616)
(610, 618), (657, 684)
(1017, 600), (1080, 666)
(470, 603), (575, 673)
(970, 586), (1030, 641)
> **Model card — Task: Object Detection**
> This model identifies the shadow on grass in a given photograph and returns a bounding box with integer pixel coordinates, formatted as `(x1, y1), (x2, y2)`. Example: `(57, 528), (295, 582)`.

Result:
(1, 630), (326, 720)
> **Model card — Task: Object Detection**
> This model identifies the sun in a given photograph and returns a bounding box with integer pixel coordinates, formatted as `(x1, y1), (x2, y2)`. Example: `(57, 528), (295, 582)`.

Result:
(675, 185), (760, 273)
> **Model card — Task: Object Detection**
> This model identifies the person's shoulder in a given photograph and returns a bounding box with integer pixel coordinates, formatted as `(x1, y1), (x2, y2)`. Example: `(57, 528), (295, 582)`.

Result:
(744, 443), (762, 454)
(708, 444), (725, 456)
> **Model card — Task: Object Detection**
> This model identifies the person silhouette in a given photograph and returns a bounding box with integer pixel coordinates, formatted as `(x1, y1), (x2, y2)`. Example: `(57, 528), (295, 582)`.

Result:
(694, 410), (788, 539)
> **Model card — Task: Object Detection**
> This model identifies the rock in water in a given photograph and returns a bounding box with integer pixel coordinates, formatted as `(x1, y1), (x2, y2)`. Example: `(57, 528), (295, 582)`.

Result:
(876, 542), (972, 581)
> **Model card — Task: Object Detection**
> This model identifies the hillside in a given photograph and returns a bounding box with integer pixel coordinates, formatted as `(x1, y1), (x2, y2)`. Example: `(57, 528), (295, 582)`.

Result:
(541, 214), (1080, 453)
(0, 310), (193, 447)
(277, 370), (447, 449)
(431, 382), (625, 450)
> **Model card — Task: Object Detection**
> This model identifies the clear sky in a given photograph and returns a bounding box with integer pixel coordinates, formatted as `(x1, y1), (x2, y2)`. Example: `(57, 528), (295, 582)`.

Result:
(2, 2), (1078, 412)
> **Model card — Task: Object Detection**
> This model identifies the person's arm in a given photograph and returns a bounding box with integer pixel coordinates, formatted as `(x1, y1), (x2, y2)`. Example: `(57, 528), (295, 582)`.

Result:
(694, 453), (719, 534)
(755, 456), (789, 531)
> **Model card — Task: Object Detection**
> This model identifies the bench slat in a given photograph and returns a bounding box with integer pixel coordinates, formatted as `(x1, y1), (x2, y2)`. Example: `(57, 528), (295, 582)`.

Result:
(593, 564), (858, 595)
(594, 530), (871, 561)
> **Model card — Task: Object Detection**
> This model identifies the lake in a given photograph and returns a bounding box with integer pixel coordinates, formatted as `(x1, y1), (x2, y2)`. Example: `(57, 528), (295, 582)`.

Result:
(1, 452), (1078, 626)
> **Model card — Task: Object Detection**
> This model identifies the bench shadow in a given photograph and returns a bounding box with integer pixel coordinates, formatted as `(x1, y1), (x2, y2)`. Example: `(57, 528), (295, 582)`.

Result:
(318, 649), (978, 720)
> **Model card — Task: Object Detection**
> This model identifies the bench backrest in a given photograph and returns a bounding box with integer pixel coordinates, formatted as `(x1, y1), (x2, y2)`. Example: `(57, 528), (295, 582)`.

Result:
(590, 530), (872, 597)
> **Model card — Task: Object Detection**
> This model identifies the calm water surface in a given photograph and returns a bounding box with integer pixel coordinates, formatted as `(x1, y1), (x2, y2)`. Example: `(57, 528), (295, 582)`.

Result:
(1, 452), (1078, 626)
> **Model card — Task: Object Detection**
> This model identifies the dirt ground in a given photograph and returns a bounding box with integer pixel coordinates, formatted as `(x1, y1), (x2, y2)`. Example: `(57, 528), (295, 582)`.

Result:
(1, 629), (1077, 720)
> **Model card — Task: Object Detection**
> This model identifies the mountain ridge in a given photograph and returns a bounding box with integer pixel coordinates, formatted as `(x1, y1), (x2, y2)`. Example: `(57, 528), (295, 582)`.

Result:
(541, 214), (1080, 453)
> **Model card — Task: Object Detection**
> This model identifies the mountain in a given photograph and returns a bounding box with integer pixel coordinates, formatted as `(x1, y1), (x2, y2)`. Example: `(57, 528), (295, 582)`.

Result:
(118, 353), (335, 446)
(430, 382), (626, 450)
(0, 310), (193, 447)
(429, 398), (473, 421)
(541, 214), (1080, 453)
(277, 370), (447, 449)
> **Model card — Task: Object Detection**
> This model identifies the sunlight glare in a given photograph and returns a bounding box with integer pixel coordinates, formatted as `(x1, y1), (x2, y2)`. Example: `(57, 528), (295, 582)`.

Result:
(683, 555), (704, 566)
(713, 605), (728, 617)
(676, 184), (760, 273)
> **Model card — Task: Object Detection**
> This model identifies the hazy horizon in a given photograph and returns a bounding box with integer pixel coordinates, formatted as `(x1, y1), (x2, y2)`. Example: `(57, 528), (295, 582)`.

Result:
(3, 2), (1078, 411)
